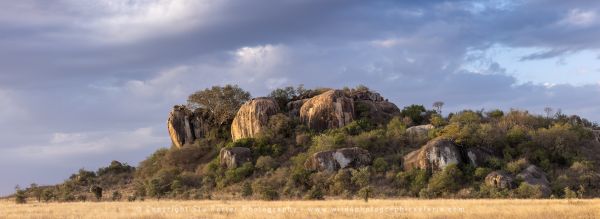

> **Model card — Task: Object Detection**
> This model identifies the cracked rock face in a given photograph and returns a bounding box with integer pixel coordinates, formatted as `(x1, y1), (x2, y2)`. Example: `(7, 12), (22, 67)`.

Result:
(299, 90), (355, 132)
(465, 147), (495, 167)
(485, 171), (516, 189)
(167, 105), (213, 148)
(403, 139), (462, 171)
(231, 97), (279, 141)
(304, 147), (372, 172)
(219, 147), (252, 169)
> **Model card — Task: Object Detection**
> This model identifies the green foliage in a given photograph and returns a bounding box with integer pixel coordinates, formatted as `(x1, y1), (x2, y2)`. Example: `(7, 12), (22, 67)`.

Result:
(42, 189), (56, 202)
(241, 182), (253, 198)
(89, 185), (103, 201)
(358, 186), (373, 202)
(425, 164), (464, 197)
(386, 116), (407, 138)
(268, 86), (300, 111)
(252, 179), (280, 200)
(474, 167), (492, 180)
(330, 169), (354, 195)
(372, 158), (388, 173)
(400, 105), (427, 125)
(309, 132), (347, 154)
(188, 84), (251, 126)
(256, 156), (276, 172)
(111, 191), (122, 201)
(505, 158), (529, 175)
(515, 183), (544, 198)
(14, 186), (27, 204)
(351, 167), (371, 188)
(223, 162), (254, 185)
(304, 186), (325, 200)
(397, 169), (430, 195)
(564, 187), (577, 199)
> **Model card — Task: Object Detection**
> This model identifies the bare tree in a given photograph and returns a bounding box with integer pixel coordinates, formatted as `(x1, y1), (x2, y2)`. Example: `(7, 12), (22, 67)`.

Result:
(433, 101), (444, 115)
(544, 107), (553, 118)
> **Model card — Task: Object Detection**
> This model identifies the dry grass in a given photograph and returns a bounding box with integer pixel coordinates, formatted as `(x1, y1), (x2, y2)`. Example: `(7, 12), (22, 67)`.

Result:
(1, 199), (599, 219)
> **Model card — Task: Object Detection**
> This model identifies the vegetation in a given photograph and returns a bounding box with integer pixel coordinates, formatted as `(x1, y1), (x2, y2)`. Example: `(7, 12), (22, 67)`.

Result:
(14, 85), (600, 202)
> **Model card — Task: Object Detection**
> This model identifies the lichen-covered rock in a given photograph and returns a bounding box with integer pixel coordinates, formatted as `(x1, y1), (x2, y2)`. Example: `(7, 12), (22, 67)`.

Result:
(485, 171), (516, 189)
(167, 105), (213, 148)
(406, 124), (435, 138)
(593, 130), (600, 143)
(231, 97), (279, 141)
(352, 90), (400, 124)
(465, 147), (494, 167)
(219, 147), (252, 169)
(299, 90), (354, 131)
(403, 139), (462, 171)
(517, 165), (552, 197)
(304, 147), (372, 172)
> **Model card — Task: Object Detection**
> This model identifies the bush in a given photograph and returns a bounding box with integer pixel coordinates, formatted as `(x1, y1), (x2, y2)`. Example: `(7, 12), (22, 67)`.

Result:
(256, 156), (276, 172)
(223, 162), (254, 185)
(241, 182), (253, 198)
(42, 189), (55, 202)
(474, 167), (492, 180)
(372, 158), (388, 173)
(514, 183), (544, 198)
(252, 179), (279, 201)
(330, 169), (354, 195)
(304, 186), (325, 200)
(358, 186), (373, 202)
(505, 158), (529, 175)
(111, 191), (122, 201)
(564, 187), (577, 199)
(14, 186), (26, 204)
(89, 185), (103, 201)
(396, 169), (430, 195)
(351, 167), (371, 188)
(425, 164), (464, 197)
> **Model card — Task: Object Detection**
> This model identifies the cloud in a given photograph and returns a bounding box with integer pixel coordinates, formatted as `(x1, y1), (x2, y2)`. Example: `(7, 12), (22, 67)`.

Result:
(559, 9), (597, 27)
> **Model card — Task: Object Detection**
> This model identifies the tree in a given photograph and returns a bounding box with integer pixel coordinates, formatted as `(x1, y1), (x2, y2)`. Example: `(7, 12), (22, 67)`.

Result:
(400, 105), (427, 125)
(29, 183), (42, 202)
(433, 101), (444, 115)
(90, 185), (103, 201)
(42, 189), (55, 202)
(187, 85), (251, 126)
(269, 86), (298, 111)
(544, 107), (553, 118)
(241, 182), (253, 198)
(14, 185), (27, 204)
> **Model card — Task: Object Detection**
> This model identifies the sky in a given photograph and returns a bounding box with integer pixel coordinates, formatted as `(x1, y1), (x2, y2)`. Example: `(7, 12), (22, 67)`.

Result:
(1, 0), (600, 195)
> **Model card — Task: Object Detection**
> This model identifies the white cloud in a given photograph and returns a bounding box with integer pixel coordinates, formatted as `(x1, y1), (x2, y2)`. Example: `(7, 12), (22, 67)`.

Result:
(6, 126), (167, 159)
(559, 9), (597, 27)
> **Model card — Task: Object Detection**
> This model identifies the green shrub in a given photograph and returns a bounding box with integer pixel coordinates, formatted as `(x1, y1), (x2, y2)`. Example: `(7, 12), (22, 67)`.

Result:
(514, 183), (544, 198)
(505, 158), (529, 175)
(241, 182), (253, 198)
(330, 169), (354, 195)
(14, 186), (26, 204)
(304, 186), (325, 200)
(426, 164), (464, 197)
(351, 167), (371, 188)
(255, 156), (276, 172)
(358, 186), (373, 202)
(111, 191), (122, 201)
(372, 158), (388, 173)
(564, 187), (577, 199)
(224, 162), (254, 185)
(474, 167), (492, 180)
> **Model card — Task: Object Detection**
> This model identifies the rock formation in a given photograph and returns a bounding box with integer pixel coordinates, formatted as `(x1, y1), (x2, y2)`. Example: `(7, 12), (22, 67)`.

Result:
(517, 165), (552, 197)
(465, 147), (494, 167)
(485, 171), (516, 189)
(286, 99), (309, 118)
(304, 147), (372, 172)
(231, 97), (280, 141)
(406, 124), (435, 137)
(351, 90), (400, 124)
(299, 90), (355, 131)
(403, 139), (462, 171)
(167, 105), (213, 148)
(219, 147), (252, 169)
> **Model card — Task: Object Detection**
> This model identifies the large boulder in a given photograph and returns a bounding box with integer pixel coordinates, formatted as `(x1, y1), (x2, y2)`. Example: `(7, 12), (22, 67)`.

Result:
(593, 130), (600, 143)
(403, 139), (462, 171)
(485, 171), (516, 189)
(299, 90), (355, 131)
(352, 90), (400, 124)
(517, 165), (552, 197)
(231, 97), (280, 141)
(304, 147), (372, 172)
(167, 105), (213, 148)
(406, 124), (435, 142)
(219, 147), (252, 169)
(465, 147), (495, 167)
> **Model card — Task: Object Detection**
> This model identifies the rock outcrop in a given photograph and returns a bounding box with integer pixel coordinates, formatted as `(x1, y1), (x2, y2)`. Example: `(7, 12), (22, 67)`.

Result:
(231, 97), (280, 141)
(351, 90), (400, 124)
(517, 165), (552, 197)
(403, 139), (462, 171)
(299, 90), (355, 131)
(304, 147), (372, 172)
(406, 124), (435, 139)
(485, 171), (516, 189)
(465, 147), (494, 167)
(219, 147), (252, 169)
(167, 105), (213, 148)
(286, 99), (309, 118)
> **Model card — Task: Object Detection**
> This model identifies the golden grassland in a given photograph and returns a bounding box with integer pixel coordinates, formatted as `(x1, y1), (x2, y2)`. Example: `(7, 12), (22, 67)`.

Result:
(1, 199), (599, 219)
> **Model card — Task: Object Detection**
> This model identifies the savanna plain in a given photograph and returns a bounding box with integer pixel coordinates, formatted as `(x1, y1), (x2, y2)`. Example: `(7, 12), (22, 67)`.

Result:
(1, 199), (599, 219)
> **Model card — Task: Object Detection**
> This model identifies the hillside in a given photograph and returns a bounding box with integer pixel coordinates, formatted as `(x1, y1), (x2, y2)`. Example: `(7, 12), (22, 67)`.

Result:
(13, 85), (600, 202)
